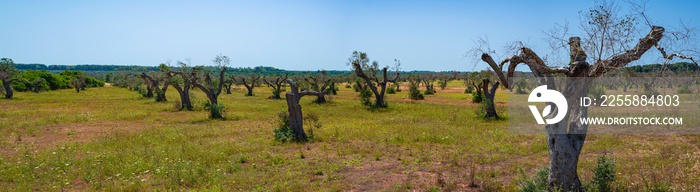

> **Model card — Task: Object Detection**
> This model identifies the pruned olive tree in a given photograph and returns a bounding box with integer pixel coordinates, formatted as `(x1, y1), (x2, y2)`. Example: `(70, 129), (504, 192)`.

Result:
(190, 54), (229, 119)
(264, 74), (288, 99)
(303, 70), (330, 104)
(475, 2), (698, 190)
(139, 64), (171, 102)
(234, 73), (261, 96)
(347, 51), (400, 108)
(168, 60), (196, 111)
(283, 79), (325, 142)
(0, 58), (18, 99)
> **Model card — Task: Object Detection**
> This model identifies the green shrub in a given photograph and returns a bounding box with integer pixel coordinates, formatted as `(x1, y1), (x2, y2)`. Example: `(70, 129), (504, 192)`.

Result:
(387, 84), (396, 94)
(423, 89), (435, 95)
(360, 89), (373, 106)
(590, 155), (616, 192)
(519, 167), (549, 192)
(464, 86), (473, 94)
(203, 101), (225, 119)
(471, 90), (483, 103)
(273, 112), (295, 142)
(408, 82), (424, 100)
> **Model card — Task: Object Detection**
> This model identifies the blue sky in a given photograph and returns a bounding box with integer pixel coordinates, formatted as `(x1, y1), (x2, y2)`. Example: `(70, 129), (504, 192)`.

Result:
(1, 0), (698, 71)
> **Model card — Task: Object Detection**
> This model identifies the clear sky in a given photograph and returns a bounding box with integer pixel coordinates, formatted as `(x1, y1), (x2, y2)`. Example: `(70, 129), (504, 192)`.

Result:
(1, 0), (698, 71)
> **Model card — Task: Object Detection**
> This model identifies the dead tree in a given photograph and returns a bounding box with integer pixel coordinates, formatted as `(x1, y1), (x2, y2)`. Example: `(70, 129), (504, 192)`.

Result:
(347, 51), (400, 108)
(303, 70), (330, 103)
(264, 74), (288, 99)
(234, 73), (261, 96)
(0, 58), (17, 99)
(421, 73), (436, 95)
(284, 79), (324, 142)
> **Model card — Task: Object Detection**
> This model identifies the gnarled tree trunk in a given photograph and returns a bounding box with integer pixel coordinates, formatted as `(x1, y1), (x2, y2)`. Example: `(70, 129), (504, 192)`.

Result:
(285, 79), (324, 142)
(2, 80), (13, 99)
(480, 78), (500, 119)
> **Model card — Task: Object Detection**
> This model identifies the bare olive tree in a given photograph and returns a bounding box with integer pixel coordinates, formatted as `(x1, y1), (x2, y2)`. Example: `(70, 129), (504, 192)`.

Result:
(168, 60), (196, 111)
(139, 64), (171, 102)
(303, 70), (330, 104)
(0, 58), (18, 99)
(190, 54), (229, 119)
(347, 51), (400, 108)
(475, 2), (697, 190)
(264, 74), (288, 99)
(234, 73), (261, 96)
(70, 74), (86, 93)
(284, 79), (325, 142)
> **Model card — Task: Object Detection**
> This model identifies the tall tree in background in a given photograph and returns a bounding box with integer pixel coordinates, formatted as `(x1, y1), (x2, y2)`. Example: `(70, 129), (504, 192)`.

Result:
(475, 2), (698, 190)
(347, 51), (400, 108)
(0, 58), (18, 99)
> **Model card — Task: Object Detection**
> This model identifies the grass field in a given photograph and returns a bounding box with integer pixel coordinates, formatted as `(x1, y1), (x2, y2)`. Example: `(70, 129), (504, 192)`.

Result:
(1, 82), (698, 191)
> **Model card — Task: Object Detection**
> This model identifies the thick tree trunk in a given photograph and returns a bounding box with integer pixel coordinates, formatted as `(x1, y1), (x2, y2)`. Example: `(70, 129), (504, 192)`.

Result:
(245, 85), (254, 96)
(173, 84), (193, 111)
(315, 93), (326, 103)
(286, 92), (307, 142)
(3, 81), (13, 99)
(481, 79), (499, 119)
(545, 77), (591, 191)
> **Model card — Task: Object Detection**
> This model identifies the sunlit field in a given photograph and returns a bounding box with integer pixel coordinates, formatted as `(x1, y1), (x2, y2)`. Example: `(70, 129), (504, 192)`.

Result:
(1, 82), (698, 191)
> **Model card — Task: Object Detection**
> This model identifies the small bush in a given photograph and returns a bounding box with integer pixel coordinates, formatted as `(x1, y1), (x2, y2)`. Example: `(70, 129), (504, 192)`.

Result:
(471, 90), (483, 103)
(464, 86), (473, 94)
(519, 167), (549, 192)
(590, 155), (616, 192)
(408, 82), (424, 100)
(387, 84), (396, 94)
(423, 89), (435, 95)
(303, 113), (322, 140)
(203, 101), (225, 119)
(360, 89), (373, 106)
(516, 85), (527, 94)
(273, 112), (295, 142)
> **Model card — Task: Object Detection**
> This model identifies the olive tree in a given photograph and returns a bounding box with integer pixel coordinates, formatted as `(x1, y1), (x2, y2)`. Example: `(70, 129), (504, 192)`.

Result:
(303, 70), (330, 103)
(168, 60), (196, 111)
(476, 2), (697, 190)
(190, 54), (229, 119)
(0, 58), (18, 99)
(347, 51), (400, 108)
(139, 64), (171, 102)
(263, 74), (287, 99)
(283, 79), (325, 142)
(234, 73), (261, 96)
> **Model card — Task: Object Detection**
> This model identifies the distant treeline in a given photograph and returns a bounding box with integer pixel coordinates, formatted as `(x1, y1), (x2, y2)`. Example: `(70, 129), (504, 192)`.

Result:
(14, 62), (698, 75)
(13, 63), (454, 76)
(627, 62), (698, 73)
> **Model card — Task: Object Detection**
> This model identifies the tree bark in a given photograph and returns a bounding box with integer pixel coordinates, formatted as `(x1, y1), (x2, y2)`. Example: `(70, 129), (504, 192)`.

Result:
(284, 79), (324, 142)
(481, 79), (500, 119)
(2, 80), (13, 99)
